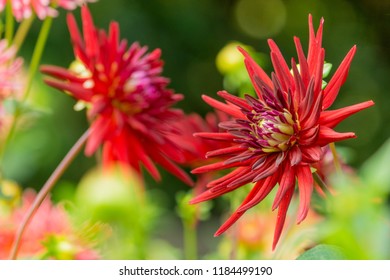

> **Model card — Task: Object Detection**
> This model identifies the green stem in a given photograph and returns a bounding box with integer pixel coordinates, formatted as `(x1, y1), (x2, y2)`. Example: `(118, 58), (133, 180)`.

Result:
(183, 221), (197, 260)
(313, 171), (331, 195)
(0, 16), (53, 180)
(329, 142), (342, 174)
(22, 16), (53, 101)
(13, 15), (36, 51)
(5, 0), (14, 44)
(8, 129), (89, 260)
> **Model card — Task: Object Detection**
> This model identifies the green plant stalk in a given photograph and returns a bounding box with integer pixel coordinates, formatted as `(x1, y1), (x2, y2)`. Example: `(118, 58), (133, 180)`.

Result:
(22, 16), (53, 101)
(313, 171), (331, 195)
(0, 16), (53, 179)
(329, 143), (342, 174)
(5, 0), (14, 44)
(13, 15), (36, 51)
(8, 129), (90, 260)
(183, 220), (197, 260)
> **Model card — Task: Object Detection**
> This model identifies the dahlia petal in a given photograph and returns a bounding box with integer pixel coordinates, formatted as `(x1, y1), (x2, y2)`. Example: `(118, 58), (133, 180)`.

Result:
(217, 90), (252, 110)
(238, 46), (273, 98)
(319, 100), (375, 128)
(317, 126), (356, 146)
(323, 46), (357, 109)
(194, 132), (236, 141)
(206, 145), (246, 158)
(296, 165), (314, 224)
(301, 145), (323, 163)
(272, 186), (294, 250)
(269, 40), (293, 91)
(81, 5), (99, 60)
(238, 173), (280, 212)
(85, 116), (112, 156)
(273, 164), (296, 210)
(289, 146), (302, 166)
(299, 126), (319, 146)
(40, 65), (86, 83)
(293, 37), (310, 85)
(191, 158), (251, 174)
(213, 179), (268, 236)
(313, 48), (325, 96)
(202, 95), (244, 119)
(43, 79), (93, 101)
(207, 167), (248, 188)
(151, 151), (194, 186)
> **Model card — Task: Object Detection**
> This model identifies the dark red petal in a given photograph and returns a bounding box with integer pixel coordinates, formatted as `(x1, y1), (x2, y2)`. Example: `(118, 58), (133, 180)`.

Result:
(269, 40), (293, 92)
(206, 145), (246, 158)
(191, 158), (251, 174)
(238, 172), (280, 212)
(193, 132), (236, 141)
(299, 126), (319, 146)
(296, 165), (314, 223)
(238, 46), (273, 99)
(317, 126), (356, 146)
(273, 163), (296, 210)
(202, 95), (244, 119)
(85, 116), (112, 156)
(301, 145), (323, 163)
(212, 179), (269, 236)
(151, 151), (194, 186)
(293, 37), (310, 85)
(289, 146), (302, 166)
(217, 90), (252, 110)
(319, 100), (375, 128)
(323, 46), (357, 109)
(272, 186), (294, 250)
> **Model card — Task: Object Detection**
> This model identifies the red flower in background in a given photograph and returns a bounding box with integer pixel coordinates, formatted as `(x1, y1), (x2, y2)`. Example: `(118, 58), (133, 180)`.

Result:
(0, 187), (99, 259)
(41, 6), (192, 185)
(190, 15), (374, 249)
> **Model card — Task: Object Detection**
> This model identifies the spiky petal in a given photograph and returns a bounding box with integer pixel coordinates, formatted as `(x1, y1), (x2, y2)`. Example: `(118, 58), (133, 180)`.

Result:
(190, 14), (374, 249)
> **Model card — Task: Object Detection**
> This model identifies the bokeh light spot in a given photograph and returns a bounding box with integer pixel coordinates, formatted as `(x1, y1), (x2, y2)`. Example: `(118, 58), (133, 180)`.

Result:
(234, 0), (287, 39)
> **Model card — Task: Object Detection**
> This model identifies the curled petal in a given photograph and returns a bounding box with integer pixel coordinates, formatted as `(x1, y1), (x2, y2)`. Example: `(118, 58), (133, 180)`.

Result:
(296, 165), (313, 224)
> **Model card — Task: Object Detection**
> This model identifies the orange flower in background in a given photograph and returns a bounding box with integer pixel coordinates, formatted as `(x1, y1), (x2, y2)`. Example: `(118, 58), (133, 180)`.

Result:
(41, 6), (192, 185)
(0, 186), (99, 259)
(190, 15), (374, 249)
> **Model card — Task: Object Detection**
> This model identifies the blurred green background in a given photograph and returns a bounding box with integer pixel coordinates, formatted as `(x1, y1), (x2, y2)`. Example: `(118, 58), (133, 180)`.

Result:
(3, 0), (390, 258)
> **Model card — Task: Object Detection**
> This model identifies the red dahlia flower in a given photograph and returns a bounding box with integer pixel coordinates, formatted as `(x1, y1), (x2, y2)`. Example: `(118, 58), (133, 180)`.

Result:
(190, 15), (374, 249)
(41, 6), (192, 185)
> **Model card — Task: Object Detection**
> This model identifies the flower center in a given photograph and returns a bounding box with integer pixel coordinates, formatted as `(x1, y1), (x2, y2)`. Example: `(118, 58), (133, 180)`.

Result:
(250, 108), (298, 153)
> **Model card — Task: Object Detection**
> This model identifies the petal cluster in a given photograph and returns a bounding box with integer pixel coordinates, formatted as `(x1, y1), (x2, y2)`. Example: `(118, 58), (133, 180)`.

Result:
(190, 15), (374, 249)
(0, 0), (96, 21)
(41, 6), (192, 185)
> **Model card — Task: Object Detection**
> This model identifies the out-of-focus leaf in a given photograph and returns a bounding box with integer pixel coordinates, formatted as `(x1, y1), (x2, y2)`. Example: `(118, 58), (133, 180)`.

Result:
(359, 138), (390, 193)
(296, 244), (345, 260)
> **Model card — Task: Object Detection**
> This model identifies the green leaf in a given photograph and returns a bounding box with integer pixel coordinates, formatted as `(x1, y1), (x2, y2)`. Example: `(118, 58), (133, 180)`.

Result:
(322, 62), (333, 78)
(360, 138), (390, 193)
(296, 244), (345, 260)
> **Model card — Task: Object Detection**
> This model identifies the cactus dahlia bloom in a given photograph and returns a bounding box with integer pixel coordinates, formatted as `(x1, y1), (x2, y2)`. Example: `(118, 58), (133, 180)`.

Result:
(190, 15), (374, 249)
(41, 6), (192, 185)
(0, 0), (96, 22)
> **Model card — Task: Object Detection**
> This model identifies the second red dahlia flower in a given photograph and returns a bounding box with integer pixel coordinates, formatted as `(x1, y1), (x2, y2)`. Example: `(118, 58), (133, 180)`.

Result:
(190, 15), (374, 249)
(41, 6), (192, 185)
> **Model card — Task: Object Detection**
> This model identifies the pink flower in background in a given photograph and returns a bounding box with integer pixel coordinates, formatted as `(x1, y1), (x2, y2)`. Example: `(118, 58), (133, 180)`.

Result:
(0, 0), (96, 21)
(0, 39), (23, 132)
(0, 188), (99, 259)
(41, 6), (193, 185)
(190, 15), (374, 249)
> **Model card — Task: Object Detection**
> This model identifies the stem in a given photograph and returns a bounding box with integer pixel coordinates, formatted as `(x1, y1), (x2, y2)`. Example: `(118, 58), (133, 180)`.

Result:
(22, 16), (53, 101)
(0, 16), (53, 178)
(313, 171), (331, 196)
(329, 143), (342, 174)
(5, 0), (14, 44)
(13, 15), (36, 51)
(183, 221), (197, 260)
(8, 129), (89, 260)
